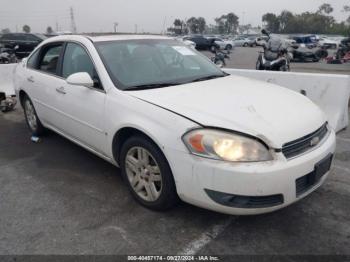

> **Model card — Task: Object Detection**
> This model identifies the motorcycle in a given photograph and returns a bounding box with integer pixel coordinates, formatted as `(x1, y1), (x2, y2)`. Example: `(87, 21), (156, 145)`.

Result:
(211, 49), (230, 68)
(0, 45), (19, 64)
(335, 37), (350, 61)
(326, 38), (350, 64)
(256, 29), (291, 71)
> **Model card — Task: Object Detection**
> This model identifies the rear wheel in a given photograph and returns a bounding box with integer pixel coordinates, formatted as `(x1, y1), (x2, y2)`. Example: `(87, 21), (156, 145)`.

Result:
(120, 136), (179, 211)
(225, 44), (232, 50)
(243, 43), (248, 47)
(23, 95), (46, 136)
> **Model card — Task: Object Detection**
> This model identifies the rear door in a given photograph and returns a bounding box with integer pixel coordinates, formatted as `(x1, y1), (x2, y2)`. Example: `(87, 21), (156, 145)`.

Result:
(25, 43), (66, 127)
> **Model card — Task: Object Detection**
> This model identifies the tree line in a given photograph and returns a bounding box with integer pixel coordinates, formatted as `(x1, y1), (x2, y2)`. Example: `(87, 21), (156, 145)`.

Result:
(168, 12), (240, 35)
(263, 3), (350, 35)
(169, 3), (350, 36)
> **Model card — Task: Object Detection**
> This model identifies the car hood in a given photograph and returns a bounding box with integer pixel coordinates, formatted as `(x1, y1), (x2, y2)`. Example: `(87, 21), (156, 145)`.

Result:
(129, 75), (326, 148)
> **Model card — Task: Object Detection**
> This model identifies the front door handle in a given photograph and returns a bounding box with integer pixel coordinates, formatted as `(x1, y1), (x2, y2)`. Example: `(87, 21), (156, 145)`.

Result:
(55, 87), (66, 95)
(27, 76), (34, 83)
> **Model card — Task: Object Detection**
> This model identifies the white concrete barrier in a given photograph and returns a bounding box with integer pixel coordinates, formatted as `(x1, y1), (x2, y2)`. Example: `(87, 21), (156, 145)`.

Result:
(224, 69), (350, 133)
(0, 64), (17, 96)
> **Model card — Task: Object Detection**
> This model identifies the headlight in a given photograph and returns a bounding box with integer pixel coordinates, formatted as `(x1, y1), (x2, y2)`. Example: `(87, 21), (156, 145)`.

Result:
(182, 129), (273, 162)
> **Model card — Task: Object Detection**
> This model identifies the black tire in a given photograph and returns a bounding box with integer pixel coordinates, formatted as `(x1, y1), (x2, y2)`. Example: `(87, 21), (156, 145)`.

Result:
(243, 43), (248, 47)
(210, 45), (217, 52)
(120, 135), (179, 211)
(22, 94), (46, 136)
(225, 44), (232, 50)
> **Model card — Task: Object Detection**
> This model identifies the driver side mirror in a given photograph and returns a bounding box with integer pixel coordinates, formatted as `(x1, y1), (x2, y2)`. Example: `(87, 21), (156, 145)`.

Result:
(66, 72), (94, 88)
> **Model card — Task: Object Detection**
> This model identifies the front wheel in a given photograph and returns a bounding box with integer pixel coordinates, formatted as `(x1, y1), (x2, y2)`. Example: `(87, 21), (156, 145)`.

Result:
(280, 64), (290, 71)
(215, 59), (225, 68)
(225, 45), (232, 50)
(23, 95), (46, 136)
(120, 136), (179, 211)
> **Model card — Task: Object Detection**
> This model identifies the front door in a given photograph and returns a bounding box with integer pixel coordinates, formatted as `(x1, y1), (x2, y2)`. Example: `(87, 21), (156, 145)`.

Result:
(54, 42), (107, 155)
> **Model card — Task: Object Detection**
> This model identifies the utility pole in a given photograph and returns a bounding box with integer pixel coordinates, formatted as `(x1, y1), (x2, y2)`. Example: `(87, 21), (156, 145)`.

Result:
(114, 22), (118, 33)
(162, 16), (167, 35)
(135, 24), (138, 34)
(70, 7), (77, 34)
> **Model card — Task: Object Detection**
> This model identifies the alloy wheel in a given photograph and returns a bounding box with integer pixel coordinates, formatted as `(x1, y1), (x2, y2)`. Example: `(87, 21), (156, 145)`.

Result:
(125, 147), (162, 202)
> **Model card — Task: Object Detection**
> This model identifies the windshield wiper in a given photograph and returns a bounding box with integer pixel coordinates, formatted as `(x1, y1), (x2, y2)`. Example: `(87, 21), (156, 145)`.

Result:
(189, 74), (228, 83)
(125, 82), (182, 91)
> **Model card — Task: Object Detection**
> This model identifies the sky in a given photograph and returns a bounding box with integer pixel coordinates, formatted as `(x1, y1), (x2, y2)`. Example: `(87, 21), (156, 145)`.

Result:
(0, 0), (349, 33)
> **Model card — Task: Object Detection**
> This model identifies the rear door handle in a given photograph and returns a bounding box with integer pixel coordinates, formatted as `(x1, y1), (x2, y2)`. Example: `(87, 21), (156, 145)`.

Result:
(27, 76), (34, 83)
(55, 87), (66, 95)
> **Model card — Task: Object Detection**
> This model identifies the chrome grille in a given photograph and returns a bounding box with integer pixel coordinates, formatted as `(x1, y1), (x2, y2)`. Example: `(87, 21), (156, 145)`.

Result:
(282, 123), (329, 159)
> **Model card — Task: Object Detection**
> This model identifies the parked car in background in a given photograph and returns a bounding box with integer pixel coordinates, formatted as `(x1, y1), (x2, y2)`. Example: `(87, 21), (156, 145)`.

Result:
(175, 37), (196, 49)
(292, 35), (318, 48)
(183, 36), (220, 51)
(15, 35), (336, 215)
(0, 33), (46, 58)
(207, 37), (234, 50)
(318, 37), (340, 49)
(184, 35), (219, 51)
(283, 37), (297, 46)
(232, 36), (255, 47)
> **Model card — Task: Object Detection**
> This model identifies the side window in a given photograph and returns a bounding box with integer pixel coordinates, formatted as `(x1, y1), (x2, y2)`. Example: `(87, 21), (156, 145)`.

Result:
(1, 34), (11, 40)
(27, 49), (40, 69)
(38, 44), (63, 75)
(25, 34), (39, 42)
(62, 43), (100, 88)
(16, 34), (26, 41)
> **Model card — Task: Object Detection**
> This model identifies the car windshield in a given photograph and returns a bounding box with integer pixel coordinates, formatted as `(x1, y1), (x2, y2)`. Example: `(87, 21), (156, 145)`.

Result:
(95, 39), (225, 90)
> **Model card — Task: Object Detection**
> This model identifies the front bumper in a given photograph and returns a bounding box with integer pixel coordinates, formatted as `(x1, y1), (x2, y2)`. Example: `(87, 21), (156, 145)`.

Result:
(165, 130), (336, 215)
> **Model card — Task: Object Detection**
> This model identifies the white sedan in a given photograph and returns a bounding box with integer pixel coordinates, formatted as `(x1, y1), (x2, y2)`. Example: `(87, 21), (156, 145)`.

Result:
(209, 37), (234, 50)
(15, 35), (336, 215)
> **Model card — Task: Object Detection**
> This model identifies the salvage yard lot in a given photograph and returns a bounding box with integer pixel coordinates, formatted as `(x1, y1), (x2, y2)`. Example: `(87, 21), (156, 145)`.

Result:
(0, 50), (350, 258)
(202, 46), (350, 75)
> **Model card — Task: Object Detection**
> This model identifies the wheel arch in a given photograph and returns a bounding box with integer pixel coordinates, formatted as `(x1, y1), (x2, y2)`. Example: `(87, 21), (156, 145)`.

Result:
(112, 126), (166, 167)
(18, 90), (28, 108)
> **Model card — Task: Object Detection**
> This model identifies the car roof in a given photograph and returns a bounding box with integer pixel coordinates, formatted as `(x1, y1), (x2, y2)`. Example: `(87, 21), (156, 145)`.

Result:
(42, 34), (172, 44)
